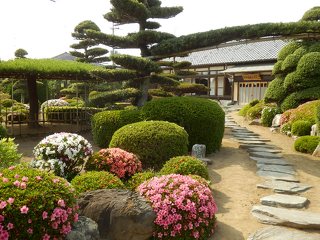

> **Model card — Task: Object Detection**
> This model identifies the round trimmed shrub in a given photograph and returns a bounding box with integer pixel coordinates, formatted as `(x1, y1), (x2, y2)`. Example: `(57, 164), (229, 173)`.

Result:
(239, 99), (260, 116)
(0, 125), (7, 139)
(126, 170), (156, 190)
(142, 97), (225, 153)
(264, 77), (287, 104)
(277, 42), (301, 61)
(91, 109), (142, 148)
(32, 132), (93, 181)
(0, 165), (78, 239)
(109, 121), (189, 170)
(294, 136), (320, 154)
(246, 101), (266, 120)
(261, 107), (282, 127)
(291, 120), (312, 136)
(138, 174), (217, 240)
(85, 148), (142, 180)
(71, 171), (124, 194)
(159, 156), (209, 180)
(0, 138), (22, 169)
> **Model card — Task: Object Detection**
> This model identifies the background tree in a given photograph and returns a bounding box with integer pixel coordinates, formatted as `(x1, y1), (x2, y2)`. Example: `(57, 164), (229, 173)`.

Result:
(14, 48), (28, 59)
(70, 20), (109, 63)
(86, 0), (184, 106)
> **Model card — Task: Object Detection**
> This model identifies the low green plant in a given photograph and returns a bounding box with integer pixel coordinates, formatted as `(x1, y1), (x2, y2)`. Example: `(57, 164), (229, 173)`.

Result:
(246, 101), (265, 120)
(280, 122), (292, 135)
(0, 138), (21, 168)
(261, 107), (282, 127)
(126, 170), (156, 190)
(316, 105), (320, 133)
(71, 171), (125, 194)
(239, 99), (260, 116)
(294, 136), (320, 154)
(109, 121), (189, 170)
(0, 125), (7, 139)
(159, 156), (209, 180)
(291, 120), (312, 136)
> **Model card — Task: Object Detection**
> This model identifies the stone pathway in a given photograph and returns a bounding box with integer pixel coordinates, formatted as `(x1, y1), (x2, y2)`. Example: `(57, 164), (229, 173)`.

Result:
(224, 108), (320, 239)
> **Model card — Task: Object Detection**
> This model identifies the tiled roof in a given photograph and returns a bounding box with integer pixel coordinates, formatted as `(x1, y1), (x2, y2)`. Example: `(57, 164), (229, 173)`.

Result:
(173, 40), (287, 66)
(52, 52), (76, 61)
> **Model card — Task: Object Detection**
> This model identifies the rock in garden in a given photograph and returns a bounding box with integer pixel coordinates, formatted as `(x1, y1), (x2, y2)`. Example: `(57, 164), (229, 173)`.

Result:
(247, 147), (282, 153)
(310, 124), (317, 136)
(248, 226), (320, 240)
(312, 144), (320, 157)
(256, 164), (295, 175)
(250, 156), (292, 166)
(78, 189), (156, 240)
(272, 114), (282, 127)
(257, 170), (298, 182)
(237, 140), (266, 145)
(251, 205), (320, 229)
(260, 194), (308, 208)
(250, 152), (282, 159)
(257, 180), (312, 194)
(66, 216), (100, 240)
(191, 144), (206, 158)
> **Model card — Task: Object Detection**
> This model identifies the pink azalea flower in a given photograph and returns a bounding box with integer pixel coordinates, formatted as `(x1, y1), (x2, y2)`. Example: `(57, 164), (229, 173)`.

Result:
(42, 234), (50, 240)
(27, 228), (33, 234)
(42, 211), (48, 220)
(22, 176), (29, 182)
(13, 180), (20, 187)
(57, 199), (65, 207)
(7, 222), (14, 230)
(35, 176), (42, 181)
(0, 201), (7, 209)
(2, 177), (9, 183)
(20, 205), (29, 214)
(20, 182), (27, 189)
(7, 198), (14, 205)
(8, 166), (15, 170)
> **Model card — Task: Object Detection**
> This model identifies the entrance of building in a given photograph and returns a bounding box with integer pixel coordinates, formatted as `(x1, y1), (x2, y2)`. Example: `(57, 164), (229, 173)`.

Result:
(238, 82), (268, 104)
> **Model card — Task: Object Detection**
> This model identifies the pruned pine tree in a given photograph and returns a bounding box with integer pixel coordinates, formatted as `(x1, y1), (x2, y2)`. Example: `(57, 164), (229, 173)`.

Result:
(70, 20), (109, 64)
(86, 0), (185, 106)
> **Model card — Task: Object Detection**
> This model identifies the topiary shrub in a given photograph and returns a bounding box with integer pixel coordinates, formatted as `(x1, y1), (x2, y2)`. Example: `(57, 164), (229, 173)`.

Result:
(280, 87), (320, 111)
(291, 120), (312, 136)
(138, 174), (218, 240)
(0, 138), (21, 169)
(246, 101), (266, 120)
(287, 100), (320, 125)
(91, 109), (142, 148)
(31, 132), (93, 181)
(126, 170), (156, 190)
(159, 156), (209, 180)
(142, 97), (225, 153)
(109, 121), (189, 170)
(85, 148), (142, 180)
(277, 41), (301, 61)
(264, 77), (287, 104)
(71, 171), (125, 194)
(294, 136), (320, 154)
(261, 106), (282, 127)
(0, 164), (78, 239)
(0, 125), (7, 139)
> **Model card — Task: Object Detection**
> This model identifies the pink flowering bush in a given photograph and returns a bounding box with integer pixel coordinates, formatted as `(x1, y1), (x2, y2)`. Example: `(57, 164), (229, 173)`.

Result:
(32, 132), (93, 181)
(85, 148), (142, 180)
(138, 174), (217, 239)
(0, 164), (78, 240)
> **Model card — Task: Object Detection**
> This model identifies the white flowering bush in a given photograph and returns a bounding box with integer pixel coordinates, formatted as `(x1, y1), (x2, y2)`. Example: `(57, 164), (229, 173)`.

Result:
(40, 99), (69, 112)
(31, 132), (93, 181)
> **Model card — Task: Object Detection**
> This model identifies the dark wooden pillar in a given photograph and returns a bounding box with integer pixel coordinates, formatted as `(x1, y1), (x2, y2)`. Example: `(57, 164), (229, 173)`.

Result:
(27, 76), (40, 127)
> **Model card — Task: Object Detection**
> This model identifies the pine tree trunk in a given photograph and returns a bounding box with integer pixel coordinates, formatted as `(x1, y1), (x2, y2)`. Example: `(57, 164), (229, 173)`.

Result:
(136, 78), (150, 107)
(27, 77), (40, 127)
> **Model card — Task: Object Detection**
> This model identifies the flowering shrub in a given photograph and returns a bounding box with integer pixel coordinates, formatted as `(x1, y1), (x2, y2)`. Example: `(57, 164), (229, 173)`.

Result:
(71, 171), (124, 194)
(261, 107), (281, 127)
(32, 132), (93, 180)
(280, 122), (292, 135)
(138, 174), (217, 239)
(41, 99), (70, 112)
(159, 156), (209, 180)
(280, 109), (294, 125)
(0, 164), (78, 239)
(85, 148), (142, 180)
(0, 138), (22, 169)
(126, 170), (156, 190)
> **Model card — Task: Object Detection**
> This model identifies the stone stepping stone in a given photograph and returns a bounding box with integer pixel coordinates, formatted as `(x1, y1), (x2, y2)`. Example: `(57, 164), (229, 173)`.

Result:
(237, 140), (266, 145)
(257, 164), (295, 175)
(250, 152), (282, 159)
(257, 180), (312, 194)
(250, 157), (292, 166)
(247, 147), (282, 153)
(257, 170), (299, 182)
(239, 144), (272, 149)
(251, 205), (320, 229)
(260, 194), (308, 208)
(235, 137), (271, 142)
(233, 133), (260, 137)
(247, 226), (320, 240)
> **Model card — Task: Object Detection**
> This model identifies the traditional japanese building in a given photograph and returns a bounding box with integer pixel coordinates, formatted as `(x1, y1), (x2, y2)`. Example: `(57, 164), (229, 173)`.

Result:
(170, 40), (287, 105)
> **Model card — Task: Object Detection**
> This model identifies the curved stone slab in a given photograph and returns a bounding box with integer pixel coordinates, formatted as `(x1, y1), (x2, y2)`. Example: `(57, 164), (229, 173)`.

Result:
(247, 147), (282, 153)
(260, 194), (308, 208)
(257, 180), (312, 194)
(256, 164), (296, 175)
(251, 205), (320, 229)
(235, 137), (271, 142)
(248, 226), (320, 240)
(250, 157), (292, 166)
(250, 152), (282, 159)
(238, 140), (266, 145)
(257, 170), (299, 182)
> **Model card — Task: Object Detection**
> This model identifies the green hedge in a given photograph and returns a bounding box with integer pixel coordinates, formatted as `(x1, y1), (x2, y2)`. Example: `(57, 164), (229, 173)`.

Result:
(91, 109), (142, 148)
(264, 77), (287, 104)
(261, 107), (281, 127)
(280, 87), (320, 111)
(159, 156), (209, 180)
(281, 47), (307, 74)
(89, 88), (141, 107)
(291, 120), (312, 136)
(294, 136), (320, 154)
(239, 99), (260, 116)
(0, 125), (7, 139)
(141, 97), (225, 153)
(109, 121), (189, 170)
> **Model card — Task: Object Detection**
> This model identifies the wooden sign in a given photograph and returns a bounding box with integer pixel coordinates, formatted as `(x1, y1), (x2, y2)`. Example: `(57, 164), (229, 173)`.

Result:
(242, 74), (261, 81)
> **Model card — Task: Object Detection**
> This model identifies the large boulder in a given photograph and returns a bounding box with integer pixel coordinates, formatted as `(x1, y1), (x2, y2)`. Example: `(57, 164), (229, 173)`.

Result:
(272, 114), (282, 127)
(66, 216), (100, 240)
(77, 189), (155, 240)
